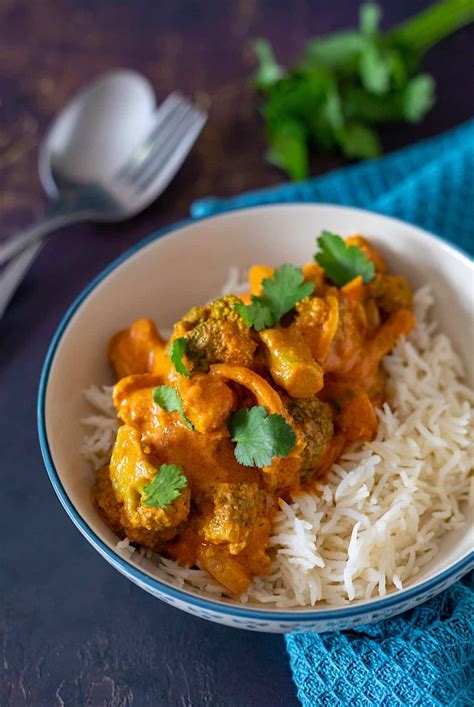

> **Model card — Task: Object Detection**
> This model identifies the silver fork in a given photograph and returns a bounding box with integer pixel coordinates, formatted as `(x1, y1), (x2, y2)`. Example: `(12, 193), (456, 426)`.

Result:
(0, 83), (207, 317)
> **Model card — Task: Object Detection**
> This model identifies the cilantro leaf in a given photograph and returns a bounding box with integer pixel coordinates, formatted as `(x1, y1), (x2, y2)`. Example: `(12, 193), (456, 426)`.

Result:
(360, 3), (381, 36)
(337, 121), (381, 159)
(402, 74), (435, 122)
(228, 406), (296, 467)
(253, 38), (284, 90)
(315, 231), (376, 286)
(359, 43), (391, 95)
(234, 264), (314, 331)
(262, 264), (315, 320)
(303, 31), (365, 71)
(266, 117), (308, 181)
(153, 385), (194, 431)
(141, 464), (188, 508)
(234, 299), (274, 331)
(170, 337), (190, 378)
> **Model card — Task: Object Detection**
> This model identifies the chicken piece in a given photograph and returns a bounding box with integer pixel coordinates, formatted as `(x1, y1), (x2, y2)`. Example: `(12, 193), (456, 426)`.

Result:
(113, 374), (162, 432)
(178, 374), (235, 434)
(259, 327), (324, 398)
(340, 275), (365, 309)
(108, 319), (167, 379)
(172, 295), (257, 373)
(302, 262), (325, 292)
(232, 516), (272, 577)
(261, 454), (303, 495)
(337, 392), (378, 442)
(293, 295), (339, 363)
(286, 397), (334, 483)
(203, 482), (267, 554)
(198, 545), (251, 596)
(363, 298), (381, 336)
(323, 299), (367, 375)
(109, 424), (190, 547)
(248, 264), (274, 295)
(351, 309), (416, 383)
(371, 274), (413, 313)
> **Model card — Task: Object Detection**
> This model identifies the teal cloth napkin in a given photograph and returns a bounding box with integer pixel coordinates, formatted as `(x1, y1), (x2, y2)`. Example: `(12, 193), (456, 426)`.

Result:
(191, 122), (474, 706)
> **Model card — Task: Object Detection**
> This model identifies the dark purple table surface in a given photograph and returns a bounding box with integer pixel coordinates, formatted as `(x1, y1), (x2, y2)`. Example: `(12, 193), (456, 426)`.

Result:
(1, 1), (472, 704)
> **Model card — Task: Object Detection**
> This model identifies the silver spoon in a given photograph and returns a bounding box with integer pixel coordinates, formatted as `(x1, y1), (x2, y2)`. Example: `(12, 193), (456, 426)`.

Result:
(0, 69), (207, 316)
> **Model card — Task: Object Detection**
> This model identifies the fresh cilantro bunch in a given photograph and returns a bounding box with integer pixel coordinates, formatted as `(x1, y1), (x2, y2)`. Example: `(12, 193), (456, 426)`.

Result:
(252, 0), (474, 179)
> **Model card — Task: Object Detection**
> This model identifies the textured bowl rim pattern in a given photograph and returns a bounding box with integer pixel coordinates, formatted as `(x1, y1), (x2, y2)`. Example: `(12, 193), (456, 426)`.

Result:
(37, 204), (474, 622)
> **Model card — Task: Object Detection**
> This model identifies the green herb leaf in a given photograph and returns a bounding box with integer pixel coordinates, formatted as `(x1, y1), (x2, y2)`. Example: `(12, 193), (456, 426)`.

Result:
(234, 299), (274, 331)
(234, 264), (314, 331)
(402, 73), (435, 122)
(253, 38), (284, 90)
(338, 121), (381, 159)
(360, 3), (381, 36)
(359, 43), (391, 94)
(315, 231), (376, 286)
(262, 264), (315, 320)
(170, 337), (190, 378)
(303, 31), (365, 71)
(153, 385), (194, 431)
(141, 464), (188, 508)
(266, 118), (308, 181)
(228, 406), (296, 467)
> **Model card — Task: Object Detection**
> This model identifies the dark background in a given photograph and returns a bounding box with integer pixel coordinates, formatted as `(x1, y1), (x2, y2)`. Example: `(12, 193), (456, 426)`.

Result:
(1, 1), (472, 705)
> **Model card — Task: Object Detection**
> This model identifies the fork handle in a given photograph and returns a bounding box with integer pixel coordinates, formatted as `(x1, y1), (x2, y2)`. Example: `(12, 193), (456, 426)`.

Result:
(0, 242), (44, 318)
(0, 201), (84, 267)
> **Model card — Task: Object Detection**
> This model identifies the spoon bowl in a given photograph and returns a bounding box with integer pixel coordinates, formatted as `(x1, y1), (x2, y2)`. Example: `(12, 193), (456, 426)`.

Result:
(0, 70), (207, 316)
(39, 69), (157, 199)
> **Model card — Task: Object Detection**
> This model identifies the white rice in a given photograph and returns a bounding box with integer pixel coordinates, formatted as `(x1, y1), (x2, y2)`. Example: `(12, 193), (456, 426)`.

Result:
(81, 287), (473, 606)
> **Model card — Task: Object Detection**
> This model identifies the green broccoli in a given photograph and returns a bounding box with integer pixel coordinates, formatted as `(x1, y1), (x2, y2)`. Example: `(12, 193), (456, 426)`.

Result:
(172, 295), (257, 373)
(286, 396), (334, 483)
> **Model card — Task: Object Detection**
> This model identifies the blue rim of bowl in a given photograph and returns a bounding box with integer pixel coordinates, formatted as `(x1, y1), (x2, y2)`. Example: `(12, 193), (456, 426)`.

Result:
(38, 204), (474, 621)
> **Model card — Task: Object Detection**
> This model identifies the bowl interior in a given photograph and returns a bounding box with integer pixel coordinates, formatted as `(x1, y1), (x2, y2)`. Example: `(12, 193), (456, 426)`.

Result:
(41, 204), (473, 612)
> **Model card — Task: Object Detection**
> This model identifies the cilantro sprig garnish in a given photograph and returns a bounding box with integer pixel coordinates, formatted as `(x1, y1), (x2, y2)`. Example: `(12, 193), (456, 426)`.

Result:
(141, 464), (188, 508)
(153, 385), (194, 431)
(315, 231), (375, 286)
(234, 264), (314, 331)
(170, 337), (190, 378)
(228, 405), (296, 467)
(252, 1), (474, 179)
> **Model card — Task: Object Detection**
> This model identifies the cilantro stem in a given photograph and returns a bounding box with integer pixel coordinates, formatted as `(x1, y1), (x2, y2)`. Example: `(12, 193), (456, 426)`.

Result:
(391, 0), (474, 55)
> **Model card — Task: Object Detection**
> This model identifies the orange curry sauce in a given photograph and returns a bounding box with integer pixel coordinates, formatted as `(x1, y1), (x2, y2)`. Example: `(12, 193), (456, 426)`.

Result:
(93, 236), (415, 595)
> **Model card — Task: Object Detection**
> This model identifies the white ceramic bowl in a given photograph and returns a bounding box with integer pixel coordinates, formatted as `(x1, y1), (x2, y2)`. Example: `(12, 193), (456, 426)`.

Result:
(38, 204), (474, 633)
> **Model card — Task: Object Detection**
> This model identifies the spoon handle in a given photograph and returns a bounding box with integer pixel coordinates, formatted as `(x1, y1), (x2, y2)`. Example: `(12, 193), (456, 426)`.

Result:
(0, 203), (83, 267)
(0, 242), (44, 318)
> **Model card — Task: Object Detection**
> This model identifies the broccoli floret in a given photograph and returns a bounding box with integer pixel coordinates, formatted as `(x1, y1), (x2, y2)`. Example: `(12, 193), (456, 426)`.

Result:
(203, 482), (266, 554)
(286, 396), (334, 484)
(173, 295), (257, 372)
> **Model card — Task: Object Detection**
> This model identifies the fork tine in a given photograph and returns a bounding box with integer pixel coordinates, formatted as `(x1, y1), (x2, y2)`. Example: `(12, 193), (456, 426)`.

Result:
(132, 107), (206, 194)
(116, 92), (191, 180)
(120, 101), (198, 186)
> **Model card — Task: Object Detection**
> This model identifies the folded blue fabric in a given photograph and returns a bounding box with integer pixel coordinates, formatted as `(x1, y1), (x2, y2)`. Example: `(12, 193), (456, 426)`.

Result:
(192, 120), (474, 257)
(192, 122), (474, 706)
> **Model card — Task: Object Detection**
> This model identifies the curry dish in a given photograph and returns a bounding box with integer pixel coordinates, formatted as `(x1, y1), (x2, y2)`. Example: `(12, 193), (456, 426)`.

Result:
(93, 234), (415, 596)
